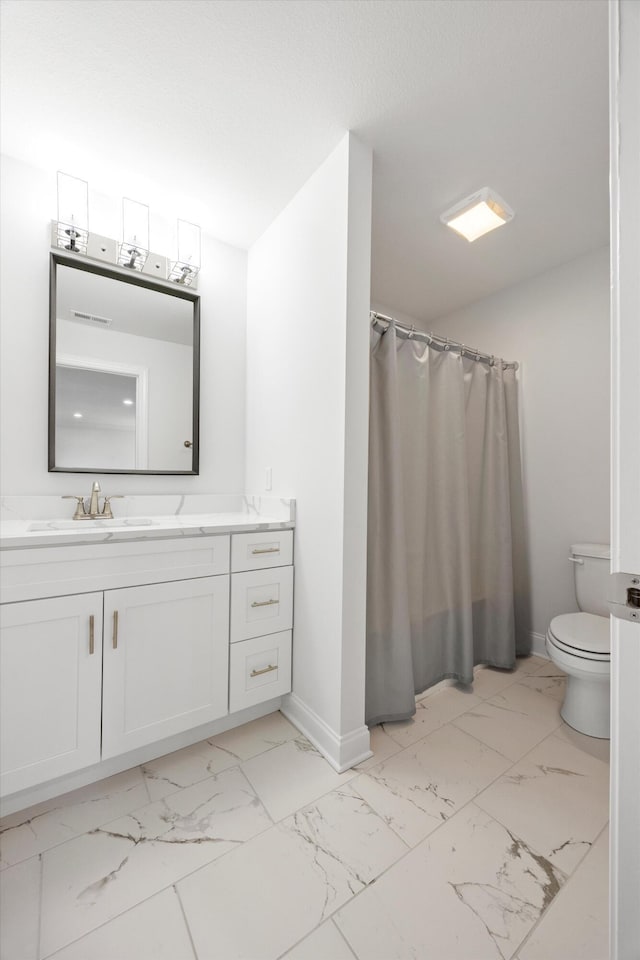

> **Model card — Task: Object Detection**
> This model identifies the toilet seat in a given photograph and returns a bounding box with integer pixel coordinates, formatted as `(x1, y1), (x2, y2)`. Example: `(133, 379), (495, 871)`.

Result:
(548, 612), (610, 662)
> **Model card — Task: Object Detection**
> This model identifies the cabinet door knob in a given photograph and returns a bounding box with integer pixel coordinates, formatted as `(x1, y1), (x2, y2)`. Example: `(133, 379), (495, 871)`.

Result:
(184, 440), (192, 448)
(112, 610), (119, 649)
(89, 615), (95, 655)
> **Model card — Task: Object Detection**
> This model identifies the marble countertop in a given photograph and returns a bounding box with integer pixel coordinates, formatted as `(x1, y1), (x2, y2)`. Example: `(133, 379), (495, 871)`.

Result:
(0, 495), (295, 550)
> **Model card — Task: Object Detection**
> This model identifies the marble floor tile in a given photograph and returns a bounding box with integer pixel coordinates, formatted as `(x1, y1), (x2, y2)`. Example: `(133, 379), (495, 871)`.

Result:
(452, 681), (562, 761)
(141, 712), (300, 802)
(240, 737), (356, 822)
(516, 671), (567, 702)
(335, 802), (565, 960)
(471, 664), (520, 700)
(0, 854), (40, 960)
(553, 721), (610, 764)
(282, 920), (356, 960)
(0, 768), (149, 869)
(475, 733), (609, 875)
(354, 725), (402, 772)
(350, 723), (511, 847)
(383, 686), (482, 748)
(141, 740), (239, 801)
(211, 710), (299, 759)
(533, 657), (564, 676)
(518, 825), (609, 960)
(39, 766), (272, 957)
(178, 785), (406, 960)
(45, 887), (195, 960)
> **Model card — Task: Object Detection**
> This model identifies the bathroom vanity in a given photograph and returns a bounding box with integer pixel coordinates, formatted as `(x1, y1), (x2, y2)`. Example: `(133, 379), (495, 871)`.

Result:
(0, 495), (295, 813)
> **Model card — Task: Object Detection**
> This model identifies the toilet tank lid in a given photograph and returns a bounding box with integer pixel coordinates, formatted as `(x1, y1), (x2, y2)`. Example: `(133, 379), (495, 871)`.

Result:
(571, 542), (611, 560)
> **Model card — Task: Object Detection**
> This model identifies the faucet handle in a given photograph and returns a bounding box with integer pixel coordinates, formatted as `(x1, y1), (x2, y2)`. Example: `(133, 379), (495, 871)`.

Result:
(101, 495), (124, 519)
(62, 495), (87, 519)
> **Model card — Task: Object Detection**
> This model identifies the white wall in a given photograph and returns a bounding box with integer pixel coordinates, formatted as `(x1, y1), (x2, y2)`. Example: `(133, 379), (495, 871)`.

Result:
(0, 154), (247, 494)
(425, 248), (610, 640)
(56, 320), (193, 470)
(245, 132), (373, 769)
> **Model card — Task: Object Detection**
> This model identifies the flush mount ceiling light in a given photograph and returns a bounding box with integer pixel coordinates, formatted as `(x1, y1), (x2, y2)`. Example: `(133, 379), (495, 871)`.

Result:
(440, 187), (514, 242)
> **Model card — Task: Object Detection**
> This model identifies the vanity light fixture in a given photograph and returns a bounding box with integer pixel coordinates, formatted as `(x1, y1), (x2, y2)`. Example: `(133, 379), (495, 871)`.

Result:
(118, 198), (149, 272)
(168, 219), (201, 287)
(55, 172), (89, 255)
(440, 187), (514, 242)
(50, 177), (200, 288)
(122, 399), (134, 406)
(73, 412), (83, 418)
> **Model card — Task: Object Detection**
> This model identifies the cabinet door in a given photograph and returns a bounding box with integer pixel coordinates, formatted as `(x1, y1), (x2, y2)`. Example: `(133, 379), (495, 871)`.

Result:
(0, 593), (103, 796)
(102, 576), (229, 759)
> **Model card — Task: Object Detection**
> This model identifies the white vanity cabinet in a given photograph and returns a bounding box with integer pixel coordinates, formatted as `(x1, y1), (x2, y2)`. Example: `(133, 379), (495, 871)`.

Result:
(0, 523), (294, 805)
(101, 576), (229, 758)
(0, 593), (103, 795)
(229, 530), (294, 712)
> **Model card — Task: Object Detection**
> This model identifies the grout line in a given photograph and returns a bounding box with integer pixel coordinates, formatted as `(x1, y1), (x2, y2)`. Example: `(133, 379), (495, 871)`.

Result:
(511, 819), (610, 958)
(174, 883), (200, 960)
(331, 917), (360, 960)
(28, 689), (605, 959)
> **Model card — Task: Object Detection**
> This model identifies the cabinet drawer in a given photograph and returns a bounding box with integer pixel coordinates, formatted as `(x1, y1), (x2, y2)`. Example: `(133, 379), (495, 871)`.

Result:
(230, 566), (293, 642)
(1, 536), (231, 603)
(231, 530), (293, 572)
(229, 630), (292, 712)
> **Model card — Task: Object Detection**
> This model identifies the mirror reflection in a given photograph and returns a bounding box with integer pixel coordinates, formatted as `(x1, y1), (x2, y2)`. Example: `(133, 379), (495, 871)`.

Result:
(50, 256), (199, 474)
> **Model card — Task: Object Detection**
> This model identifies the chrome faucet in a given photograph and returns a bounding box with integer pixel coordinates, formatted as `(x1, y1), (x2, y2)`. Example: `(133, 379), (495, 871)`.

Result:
(88, 481), (101, 516)
(62, 481), (124, 520)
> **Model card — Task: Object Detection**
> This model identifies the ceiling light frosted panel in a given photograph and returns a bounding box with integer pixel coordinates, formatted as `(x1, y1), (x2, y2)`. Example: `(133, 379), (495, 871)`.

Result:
(441, 188), (514, 242)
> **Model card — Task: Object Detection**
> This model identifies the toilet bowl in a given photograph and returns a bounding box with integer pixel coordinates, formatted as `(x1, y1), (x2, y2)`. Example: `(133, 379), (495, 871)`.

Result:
(545, 543), (610, 739)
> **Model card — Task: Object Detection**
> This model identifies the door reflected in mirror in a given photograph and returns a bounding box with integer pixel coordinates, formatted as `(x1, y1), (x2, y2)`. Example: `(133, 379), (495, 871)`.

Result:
(49, 254), (200, 474)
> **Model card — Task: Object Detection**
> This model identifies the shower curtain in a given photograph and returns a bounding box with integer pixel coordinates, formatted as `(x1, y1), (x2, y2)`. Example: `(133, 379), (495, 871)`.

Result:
(366, 321), (530, 726)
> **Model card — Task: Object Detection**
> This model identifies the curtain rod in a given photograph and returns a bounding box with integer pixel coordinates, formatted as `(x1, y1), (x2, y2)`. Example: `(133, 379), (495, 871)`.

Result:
(370, 311), (519, 371)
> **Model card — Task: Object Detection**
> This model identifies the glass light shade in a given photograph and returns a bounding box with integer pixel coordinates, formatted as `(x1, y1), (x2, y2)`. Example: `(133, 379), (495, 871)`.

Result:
(122, 198), (149, 249)
(56, 172), (89, 253)
(168, 219), (201, 286)
(118, 198), (149, 271)
(441, 188), (514, 243)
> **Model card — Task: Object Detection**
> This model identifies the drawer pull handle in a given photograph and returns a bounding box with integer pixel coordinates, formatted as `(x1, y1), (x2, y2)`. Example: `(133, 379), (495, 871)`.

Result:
(251, 598), (279, 608)
(89, 615), (95, 655)
(252, 547), (280, 555)
(250, 664), (277, 677)
(113, 610), (119, 649)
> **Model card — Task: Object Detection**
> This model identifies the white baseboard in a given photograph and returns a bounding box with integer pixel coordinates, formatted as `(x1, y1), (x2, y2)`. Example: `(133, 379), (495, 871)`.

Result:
(281, 693), (372, 773)
(530, 631), (549, 659)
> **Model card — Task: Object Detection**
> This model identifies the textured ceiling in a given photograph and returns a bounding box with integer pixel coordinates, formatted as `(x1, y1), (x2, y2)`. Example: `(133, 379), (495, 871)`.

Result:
(0, 0), (609, 323)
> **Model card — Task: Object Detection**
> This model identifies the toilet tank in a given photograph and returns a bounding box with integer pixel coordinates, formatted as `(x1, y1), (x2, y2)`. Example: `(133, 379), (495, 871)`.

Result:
(571, 543), (610, 617)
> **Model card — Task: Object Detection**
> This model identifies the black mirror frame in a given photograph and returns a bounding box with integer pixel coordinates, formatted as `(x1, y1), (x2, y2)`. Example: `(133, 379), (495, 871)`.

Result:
(48, 251), (200, 475)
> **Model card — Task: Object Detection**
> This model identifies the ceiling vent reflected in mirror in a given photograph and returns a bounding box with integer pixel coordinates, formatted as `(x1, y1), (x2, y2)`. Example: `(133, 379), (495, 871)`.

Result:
(69, 309), (113, 328)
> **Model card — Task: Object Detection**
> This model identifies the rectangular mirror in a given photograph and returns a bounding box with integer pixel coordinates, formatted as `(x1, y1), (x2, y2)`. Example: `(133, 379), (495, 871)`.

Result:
(49, 252), (200, 474)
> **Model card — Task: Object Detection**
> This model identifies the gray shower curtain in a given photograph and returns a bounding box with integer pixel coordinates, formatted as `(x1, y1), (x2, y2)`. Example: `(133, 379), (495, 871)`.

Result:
(366, 321), (530, 726)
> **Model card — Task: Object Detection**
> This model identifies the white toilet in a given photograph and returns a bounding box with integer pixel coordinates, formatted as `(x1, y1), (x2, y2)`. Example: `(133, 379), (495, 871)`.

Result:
(545, 542), (610, 739)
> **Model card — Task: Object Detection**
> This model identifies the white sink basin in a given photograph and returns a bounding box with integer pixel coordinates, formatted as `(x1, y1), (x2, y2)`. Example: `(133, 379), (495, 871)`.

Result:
(27, 517), (158, 532)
